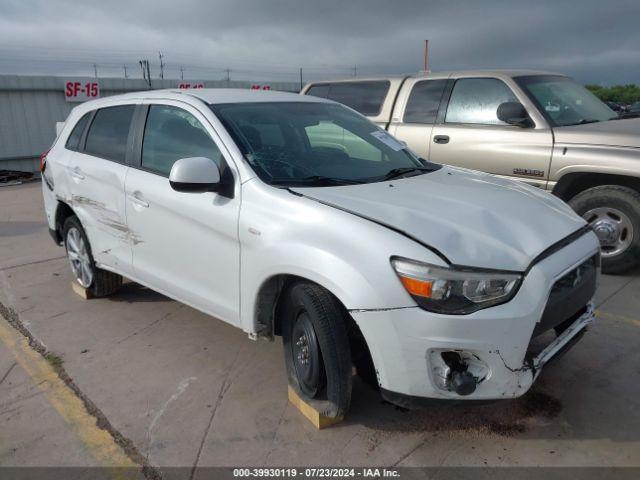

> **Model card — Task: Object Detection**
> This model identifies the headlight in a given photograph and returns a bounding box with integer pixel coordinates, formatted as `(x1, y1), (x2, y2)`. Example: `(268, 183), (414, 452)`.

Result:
(391, 257), (522, 314)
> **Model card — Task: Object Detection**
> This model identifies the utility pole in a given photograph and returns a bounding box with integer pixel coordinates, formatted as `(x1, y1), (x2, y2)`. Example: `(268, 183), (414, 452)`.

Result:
(299, 68), (303, 91)
(225, 68), (231, 85)
(93, 63), (98, 78)
(123, 65), (128, 78)
(158, 52), (165, 79)
(139, 59), (152, 88)
(423, 39), (429, 72)
(180, 66), (184, 80)
(353, 65), (357, 77)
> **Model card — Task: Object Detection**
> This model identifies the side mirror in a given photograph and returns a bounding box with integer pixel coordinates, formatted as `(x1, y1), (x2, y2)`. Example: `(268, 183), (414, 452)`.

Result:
(169, 157), (220, 193)
(497, 102), (534, 128)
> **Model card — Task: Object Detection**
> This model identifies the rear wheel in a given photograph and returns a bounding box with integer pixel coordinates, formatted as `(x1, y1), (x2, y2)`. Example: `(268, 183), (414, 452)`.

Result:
(63, 216), (123, 297)
(281, 282), (352, 418)
(569, 185), (640, 274)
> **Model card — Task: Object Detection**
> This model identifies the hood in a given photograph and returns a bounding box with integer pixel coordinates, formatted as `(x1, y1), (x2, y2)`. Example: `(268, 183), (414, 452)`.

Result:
(554, 117), (640, 148)
(292, 167), (586, 271)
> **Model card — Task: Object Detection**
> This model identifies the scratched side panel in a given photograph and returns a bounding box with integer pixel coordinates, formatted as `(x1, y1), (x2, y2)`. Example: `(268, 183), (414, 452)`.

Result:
(63, 151), (133, 276)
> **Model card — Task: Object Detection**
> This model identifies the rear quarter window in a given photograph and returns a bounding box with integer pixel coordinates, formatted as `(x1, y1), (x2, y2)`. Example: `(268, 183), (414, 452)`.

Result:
(306, 81), (390, 116)
(65, 112), (92, 151)
(84, 105), (136, 163)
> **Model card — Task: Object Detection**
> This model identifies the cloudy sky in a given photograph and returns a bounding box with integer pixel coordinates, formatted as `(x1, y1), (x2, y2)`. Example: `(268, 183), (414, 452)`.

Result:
(0, 0), (638, 85)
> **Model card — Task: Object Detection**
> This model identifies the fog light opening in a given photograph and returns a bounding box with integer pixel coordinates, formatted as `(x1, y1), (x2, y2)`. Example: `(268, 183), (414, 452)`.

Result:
(431, 350), (490, 396)
(442, 352), (477, 396)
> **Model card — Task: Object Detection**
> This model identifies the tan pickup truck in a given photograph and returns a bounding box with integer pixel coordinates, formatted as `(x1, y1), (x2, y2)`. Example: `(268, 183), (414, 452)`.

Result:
(301, 71), (640, 273)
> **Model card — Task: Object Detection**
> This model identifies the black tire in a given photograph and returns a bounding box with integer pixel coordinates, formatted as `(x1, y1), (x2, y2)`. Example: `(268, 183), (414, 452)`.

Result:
(568, 185), (640, 274)
(349, 328), (379, 390)
(281, 282), (352, 418)
(62, 216), (123, 297)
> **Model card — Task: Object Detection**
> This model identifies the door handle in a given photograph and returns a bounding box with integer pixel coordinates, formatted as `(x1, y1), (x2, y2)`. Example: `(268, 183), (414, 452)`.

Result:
(128, 191), (149, 208)
(433, 135), (450, 144)
(69, 166), (85, 180)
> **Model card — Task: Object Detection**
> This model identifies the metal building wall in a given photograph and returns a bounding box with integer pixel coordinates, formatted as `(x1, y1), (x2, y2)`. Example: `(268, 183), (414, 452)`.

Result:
(0, 75), (300, 173)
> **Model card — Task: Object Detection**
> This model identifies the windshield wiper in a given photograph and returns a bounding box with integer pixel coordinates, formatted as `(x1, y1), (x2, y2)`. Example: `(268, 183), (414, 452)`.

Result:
(612, 113), (640, 120)
(379, 166), (437, 181)
(570, 118), (601, 125)
(270, 175), (365, 187)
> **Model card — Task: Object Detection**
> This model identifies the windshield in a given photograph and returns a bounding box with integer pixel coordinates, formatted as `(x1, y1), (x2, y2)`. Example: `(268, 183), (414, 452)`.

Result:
(210, 101), (436, 187)
(515, 75), (616, 126)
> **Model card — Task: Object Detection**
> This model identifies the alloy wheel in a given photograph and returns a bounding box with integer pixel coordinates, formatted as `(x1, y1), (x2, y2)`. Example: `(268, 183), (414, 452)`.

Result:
(66, 227), (93, 288)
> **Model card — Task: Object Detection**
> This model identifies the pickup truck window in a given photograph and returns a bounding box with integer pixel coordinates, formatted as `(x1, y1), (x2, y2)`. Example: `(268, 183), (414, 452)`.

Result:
(515, 75), (615, 126)
(306, 81), (390, 116)
(141, 105), (222, 177)
(84, 105), (135, 163)
(445, 78), (518, 125)
(403, 79), (448, 124)
(211, 101), (429, 186)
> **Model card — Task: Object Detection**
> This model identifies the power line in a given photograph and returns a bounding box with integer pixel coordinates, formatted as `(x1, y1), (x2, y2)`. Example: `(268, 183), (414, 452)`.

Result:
(0, 43), (390, 72)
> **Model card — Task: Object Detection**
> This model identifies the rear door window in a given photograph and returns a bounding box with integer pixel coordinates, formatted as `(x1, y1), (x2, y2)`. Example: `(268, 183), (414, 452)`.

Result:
(403, 79), (448, 124)
(84, 105), (135, 162)
(65, 112), (92, 151)
(445, 78), (518, 125)
(141, 105), (223, 177)
(307, 81), (390, 116)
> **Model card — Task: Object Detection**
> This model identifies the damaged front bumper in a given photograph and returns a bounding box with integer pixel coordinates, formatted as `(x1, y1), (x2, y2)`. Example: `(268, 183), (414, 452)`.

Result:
(531, 302), (594, 374)
(350, 232), (600, 408)
(377, 303), (594, 409)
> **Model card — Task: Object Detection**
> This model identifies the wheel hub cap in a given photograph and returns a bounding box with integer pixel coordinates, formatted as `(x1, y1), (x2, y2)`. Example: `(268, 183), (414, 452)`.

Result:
(291, 312), (323, 397)
(592, 220), (618, 245)
(583, 207), (634, 258)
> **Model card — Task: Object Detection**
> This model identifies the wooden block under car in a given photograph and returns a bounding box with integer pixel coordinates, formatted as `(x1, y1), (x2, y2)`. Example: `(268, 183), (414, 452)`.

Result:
(287, 385), (344, 429)
(71, 282), (93, 299)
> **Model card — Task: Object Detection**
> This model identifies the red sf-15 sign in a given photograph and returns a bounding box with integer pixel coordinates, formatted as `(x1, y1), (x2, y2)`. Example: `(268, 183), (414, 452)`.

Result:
(178, 82), (204, 89)
(65, 80), (100, 102)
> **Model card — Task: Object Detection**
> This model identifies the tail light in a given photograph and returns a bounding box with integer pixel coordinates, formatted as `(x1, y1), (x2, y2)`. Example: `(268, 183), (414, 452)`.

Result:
(39, 149), (50, 173)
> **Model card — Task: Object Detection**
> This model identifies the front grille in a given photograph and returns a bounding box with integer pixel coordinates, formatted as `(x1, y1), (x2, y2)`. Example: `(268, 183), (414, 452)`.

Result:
(532, 255), (597, 337)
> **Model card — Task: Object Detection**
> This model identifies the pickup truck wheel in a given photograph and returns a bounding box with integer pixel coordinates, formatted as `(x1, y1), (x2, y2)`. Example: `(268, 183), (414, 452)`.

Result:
(568, 186), (640, 274)
(281, 282), (352, 418)
(62, 216), (123, 297)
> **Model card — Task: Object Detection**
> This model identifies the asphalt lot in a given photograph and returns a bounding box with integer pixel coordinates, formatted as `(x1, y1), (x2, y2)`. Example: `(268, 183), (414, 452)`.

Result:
(1, 181), (639, 476)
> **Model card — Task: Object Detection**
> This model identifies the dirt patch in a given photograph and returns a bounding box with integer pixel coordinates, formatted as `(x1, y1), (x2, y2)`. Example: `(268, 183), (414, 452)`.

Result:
(518, 390), (563, 419)
(350, 380), (563, 438)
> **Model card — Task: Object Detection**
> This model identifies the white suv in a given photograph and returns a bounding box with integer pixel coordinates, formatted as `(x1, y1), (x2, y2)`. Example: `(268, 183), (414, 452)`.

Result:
(41, 89), (599, 417)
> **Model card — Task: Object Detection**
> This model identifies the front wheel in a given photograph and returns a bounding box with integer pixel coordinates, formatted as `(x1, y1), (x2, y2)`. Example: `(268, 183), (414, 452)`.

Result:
(569, 185), (640, 274)
(281, 282), (352, 418)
